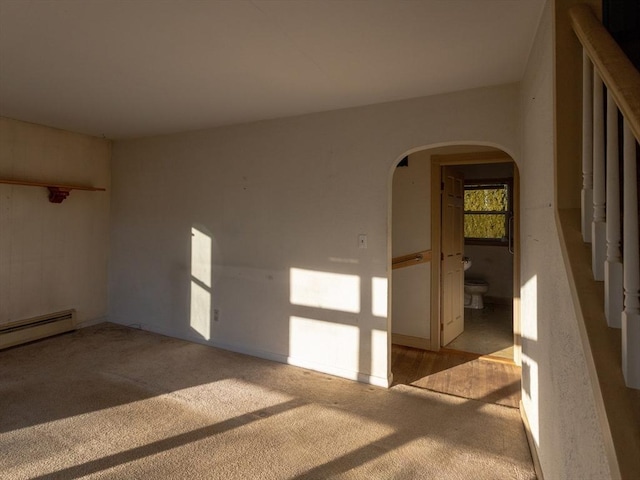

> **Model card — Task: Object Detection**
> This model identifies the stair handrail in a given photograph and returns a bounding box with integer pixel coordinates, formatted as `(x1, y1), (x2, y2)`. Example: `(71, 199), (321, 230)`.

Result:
(570, 4), (640, 143)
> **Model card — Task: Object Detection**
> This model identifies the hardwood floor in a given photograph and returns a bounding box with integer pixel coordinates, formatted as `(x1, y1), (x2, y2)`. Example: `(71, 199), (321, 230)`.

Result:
(391, 344), (521, 408)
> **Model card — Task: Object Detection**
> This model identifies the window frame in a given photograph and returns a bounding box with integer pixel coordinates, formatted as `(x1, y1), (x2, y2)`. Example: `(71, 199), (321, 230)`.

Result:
(463, 177), (513, 246)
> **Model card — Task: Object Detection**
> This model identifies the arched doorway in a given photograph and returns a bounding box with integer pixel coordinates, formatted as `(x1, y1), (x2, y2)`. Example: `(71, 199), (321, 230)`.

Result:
(389, 145), (521, 406)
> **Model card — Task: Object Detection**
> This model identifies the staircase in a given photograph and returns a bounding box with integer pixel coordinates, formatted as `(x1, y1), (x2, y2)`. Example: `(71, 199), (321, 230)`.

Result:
(570, 3), (640, 389)
(556, 4), (640, 479)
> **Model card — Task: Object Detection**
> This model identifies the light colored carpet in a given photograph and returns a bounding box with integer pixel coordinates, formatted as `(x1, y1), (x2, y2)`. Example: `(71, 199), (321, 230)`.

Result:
(0, 324), (535, 479)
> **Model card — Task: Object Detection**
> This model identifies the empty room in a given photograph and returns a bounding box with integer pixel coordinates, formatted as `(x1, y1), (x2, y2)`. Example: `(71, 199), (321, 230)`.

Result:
(1, 1), (638, 479)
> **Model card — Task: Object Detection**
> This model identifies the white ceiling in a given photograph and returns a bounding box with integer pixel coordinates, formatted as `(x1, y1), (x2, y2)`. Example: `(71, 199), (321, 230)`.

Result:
(0, 0), (545, 139)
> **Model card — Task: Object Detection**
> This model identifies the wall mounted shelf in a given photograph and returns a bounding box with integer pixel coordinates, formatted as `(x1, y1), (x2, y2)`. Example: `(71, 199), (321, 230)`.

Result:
(0, 179), (106, 203)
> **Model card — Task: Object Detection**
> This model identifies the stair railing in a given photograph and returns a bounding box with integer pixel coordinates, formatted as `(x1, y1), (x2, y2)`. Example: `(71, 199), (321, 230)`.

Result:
(570, 4), (640, 389)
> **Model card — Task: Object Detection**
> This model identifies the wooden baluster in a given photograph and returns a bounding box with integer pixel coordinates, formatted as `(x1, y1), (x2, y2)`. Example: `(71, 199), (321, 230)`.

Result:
(582, 50), (594, 243)
(622, 119), (640, 388)
(592, 71), (606, 281)
(605, 91), (623, 328)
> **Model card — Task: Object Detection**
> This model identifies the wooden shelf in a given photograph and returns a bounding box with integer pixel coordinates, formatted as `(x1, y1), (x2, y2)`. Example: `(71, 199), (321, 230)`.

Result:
(0, 179), (106, 203)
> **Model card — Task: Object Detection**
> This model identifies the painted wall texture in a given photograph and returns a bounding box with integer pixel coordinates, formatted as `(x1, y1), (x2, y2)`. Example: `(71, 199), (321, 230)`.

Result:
(518, 2), (612, 478)
(110, 84), (519, 387)
(0, 117), (111, 326)
(391, 150), (431, 340)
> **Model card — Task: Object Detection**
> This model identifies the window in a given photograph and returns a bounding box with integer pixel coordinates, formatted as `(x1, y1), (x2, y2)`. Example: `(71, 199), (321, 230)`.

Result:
(464, 179), (512, 245)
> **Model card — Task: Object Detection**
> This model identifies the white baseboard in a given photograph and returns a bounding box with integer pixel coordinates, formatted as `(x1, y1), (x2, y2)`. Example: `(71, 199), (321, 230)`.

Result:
(484, 296), (513, 306)
(110, 320), (391, 388)
(76, 316), (108, 329)
(392, 333), (431, 350)
(520, 400), (544, 480)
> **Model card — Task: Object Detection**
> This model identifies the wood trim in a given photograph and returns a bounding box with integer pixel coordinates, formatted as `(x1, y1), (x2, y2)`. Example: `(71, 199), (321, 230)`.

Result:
(0, 179), (106, 191)
(0, 178), (106, 203)
(391, 333), (431, 350)
(430, 161), (442, 350)
(431, 151), (513, 165)
(512, 165), (522, 366)
(392, 250), (431, 270)
(464, 177), (513, 188)
(569, 4), (640, 142)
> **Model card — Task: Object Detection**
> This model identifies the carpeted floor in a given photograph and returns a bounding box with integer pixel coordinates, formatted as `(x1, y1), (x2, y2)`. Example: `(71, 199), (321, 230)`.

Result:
(0, 324), (535, 479)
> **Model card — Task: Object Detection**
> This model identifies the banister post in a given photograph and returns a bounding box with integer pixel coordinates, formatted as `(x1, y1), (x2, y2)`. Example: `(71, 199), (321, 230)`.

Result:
(592, 71), (606, 281)
(582, 49), (594, 243)
(622, 119), (640, 389)
(605, 90), (623, 328)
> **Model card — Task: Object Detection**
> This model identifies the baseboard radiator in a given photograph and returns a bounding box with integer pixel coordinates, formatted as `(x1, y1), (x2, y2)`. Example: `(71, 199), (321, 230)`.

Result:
(0, 309), (76, 350)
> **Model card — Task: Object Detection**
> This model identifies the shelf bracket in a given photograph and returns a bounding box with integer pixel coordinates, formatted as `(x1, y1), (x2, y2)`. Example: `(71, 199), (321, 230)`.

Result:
(47, 187), (72, 203)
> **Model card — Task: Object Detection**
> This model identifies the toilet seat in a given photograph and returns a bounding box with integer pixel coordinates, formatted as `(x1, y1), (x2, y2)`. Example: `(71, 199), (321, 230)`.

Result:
(465, 279), (488, 286)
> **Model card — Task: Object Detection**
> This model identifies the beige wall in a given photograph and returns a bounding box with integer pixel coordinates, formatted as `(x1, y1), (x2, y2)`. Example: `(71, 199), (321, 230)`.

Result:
(0, 117), (111, 326)
(110, 83), (520, 387)
(391, 150), (431, 339)
(519, 2), (613, 478)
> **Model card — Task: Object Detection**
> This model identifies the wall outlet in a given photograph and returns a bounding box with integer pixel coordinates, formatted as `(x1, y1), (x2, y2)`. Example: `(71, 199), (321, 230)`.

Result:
(213, 309), (220, 322)
(358, 234), (367, 249)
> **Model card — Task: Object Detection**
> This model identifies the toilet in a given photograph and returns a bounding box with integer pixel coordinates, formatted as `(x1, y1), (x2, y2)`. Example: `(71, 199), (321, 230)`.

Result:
(464, 279), (489, 309)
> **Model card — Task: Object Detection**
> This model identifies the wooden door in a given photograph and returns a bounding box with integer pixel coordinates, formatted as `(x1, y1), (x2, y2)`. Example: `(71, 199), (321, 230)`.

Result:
(441, 166), (465, 345)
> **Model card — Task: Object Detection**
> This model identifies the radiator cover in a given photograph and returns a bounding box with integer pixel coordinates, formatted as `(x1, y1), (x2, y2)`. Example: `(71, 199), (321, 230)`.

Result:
(0, 310), (76, 350)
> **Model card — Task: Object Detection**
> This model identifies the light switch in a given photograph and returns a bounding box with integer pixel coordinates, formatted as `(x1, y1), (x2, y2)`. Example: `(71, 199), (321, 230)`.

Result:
(358, 234), (367, 249)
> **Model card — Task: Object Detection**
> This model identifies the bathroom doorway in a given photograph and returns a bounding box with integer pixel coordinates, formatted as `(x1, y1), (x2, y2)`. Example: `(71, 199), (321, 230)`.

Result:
(431, 151), (520, 364)
(390, 147), (521, 403)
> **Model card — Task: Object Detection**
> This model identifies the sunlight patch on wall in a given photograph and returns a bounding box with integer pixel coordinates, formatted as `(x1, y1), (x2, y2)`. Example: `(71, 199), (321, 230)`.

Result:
(521, 353), (539, 445)
(370, 329), (388, 379)
(290, 268), (360, 313)
(191, 226), (212, 340)
(371, 277), (388, 318)
(190, 282), (211, 340)
(191, 228), (212, 288)
(521, 274), (538, 446)
(289, 316), (359, 372)
(522, 274), (538, 341)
